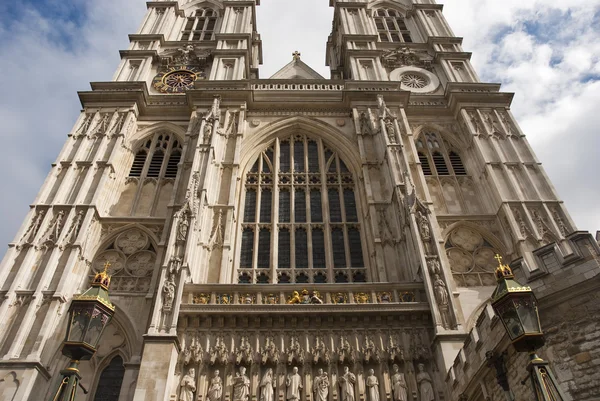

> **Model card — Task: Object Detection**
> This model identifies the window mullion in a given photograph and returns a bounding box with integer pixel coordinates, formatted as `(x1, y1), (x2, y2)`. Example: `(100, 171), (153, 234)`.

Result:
(130, 134), (158, 216)
(339, 172), (351, 269)
(319, 139), (334, 282)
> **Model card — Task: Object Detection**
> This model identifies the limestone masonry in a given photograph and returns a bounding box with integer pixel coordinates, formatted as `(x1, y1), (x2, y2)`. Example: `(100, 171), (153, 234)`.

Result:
(0, 0), (598, 400)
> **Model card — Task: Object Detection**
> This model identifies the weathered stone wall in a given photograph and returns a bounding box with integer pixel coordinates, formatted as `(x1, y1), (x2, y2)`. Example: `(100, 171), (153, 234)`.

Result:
(445, 232), (600, 401)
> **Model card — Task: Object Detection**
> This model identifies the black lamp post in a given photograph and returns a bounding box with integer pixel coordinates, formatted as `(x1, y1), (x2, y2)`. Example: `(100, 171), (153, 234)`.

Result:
(50, 262), (116, 401)
(490, 255), (570, 401)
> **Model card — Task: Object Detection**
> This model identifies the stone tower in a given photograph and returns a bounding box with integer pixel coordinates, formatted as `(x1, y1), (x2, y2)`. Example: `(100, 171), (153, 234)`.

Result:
(1, 1), (599, 401)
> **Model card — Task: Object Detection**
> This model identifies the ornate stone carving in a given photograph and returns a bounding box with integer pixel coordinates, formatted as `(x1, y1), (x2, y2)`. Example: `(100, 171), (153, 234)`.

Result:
(260, 336), (280, 365)
(338, 366), (357, 401)
(312, 334), (331, 364)
(432, 274), (452, 329)
(75, 113), (94, 137)
(179, 367), (196, 401)
(207, 370), (223, 401)
(209, 336), (230, 365)
(390, 364), (408, 401)
(181, 334), (204, 367)
(287, 289), (323, 304)
(313, 369), (329, 401)
(286, 336), (305, 365)
(19, 209), (45, 247)
(235, 336), (254, 365)
(38, 210), (65, 249)
(552, 209), (568, 236)
(362, 335), (381, 363)
(209, 209), (225, 250)
(89, 112), (111, 137)
(233, 366), (250, 401)
(61, 210), (84, 248)
(357, 111), (375, 136)
(384, 118), (398, 144)
(416, 364), (435, 401)
(381, 47), (432, 71)
(365, 369), (380, 401)
(337, 336), (356, 364)
(387, 334), (405, 363)
(162, 273), (176, 313)
(259, 368), (275, 401)
(286, 366), (303, 401)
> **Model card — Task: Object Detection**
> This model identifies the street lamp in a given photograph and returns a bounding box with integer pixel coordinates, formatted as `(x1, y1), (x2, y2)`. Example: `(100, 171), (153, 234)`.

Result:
(50, 262), (116, 401)
(490, 255), (570, 401)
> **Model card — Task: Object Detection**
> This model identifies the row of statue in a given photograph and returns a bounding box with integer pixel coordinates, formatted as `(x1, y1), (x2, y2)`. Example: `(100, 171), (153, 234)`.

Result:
(180, 364), (435, 401)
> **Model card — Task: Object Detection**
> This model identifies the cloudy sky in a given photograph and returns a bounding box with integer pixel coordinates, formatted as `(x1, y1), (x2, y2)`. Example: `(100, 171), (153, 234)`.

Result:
(0, 0), (599, 249)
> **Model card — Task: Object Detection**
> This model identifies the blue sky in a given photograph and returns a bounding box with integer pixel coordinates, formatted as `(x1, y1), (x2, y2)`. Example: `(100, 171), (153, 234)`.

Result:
(0, 0), (599, 249)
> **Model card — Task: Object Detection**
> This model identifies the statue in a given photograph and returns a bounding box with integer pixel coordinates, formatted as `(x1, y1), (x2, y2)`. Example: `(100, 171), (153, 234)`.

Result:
(179, 368), (196, 401)
(384, 117), (397, 143)
(338, 366), (356, 401)
(416, 364), (435, 401)
(260, 368), (275, 401)
(233, 366), (250, 401)
(162, 274), (176, 312)
(432, 274), (449, 307)
(286, 366), (303, 401)
(365, 369), (380, 401)
(207, 370), (223, 401)
(313, 368), (329, 401)
(390, 364), (408, 401)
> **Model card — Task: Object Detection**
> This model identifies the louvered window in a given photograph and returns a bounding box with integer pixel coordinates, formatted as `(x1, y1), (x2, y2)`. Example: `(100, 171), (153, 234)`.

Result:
(433, 152), (449, 175)
(449, 151), (467, 175)
(239, 135), (366, 283)
(418, 152), (432, 175)
(128, 133), (182, 180)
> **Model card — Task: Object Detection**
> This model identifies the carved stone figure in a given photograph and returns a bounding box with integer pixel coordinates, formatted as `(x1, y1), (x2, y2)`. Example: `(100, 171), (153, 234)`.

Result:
(61, 210), (84, 247)
(387, 334), (405, 362)
(432, 274), (451, 328)
(416, 364), (435, 401)
(286, 366), (303, 401)
(366, 369), (380, 401)
(337, 336), (355, 364)
(286, 336), (305, 364)
(20, 209), (45, 245)
(311, 290), (324, 304)
(416, 211), (430, 242)
(235, 336), (254, 365)
(176, 207), (190, 243)
(553, 209), (568, 236)
(362, 335), (380, 363)
(176, 44), (195, 64)
(179, 368), (196, 401)
(260, 336), (280, 365)
(203, 119), (214, 144)
(384, 117), (397, 143)
(312, 335), (331, 364)
(338, 366), (356, 401)
(358, 112), (373, 135)
(313, 368), (329, 401)
(391, 364), (408, 401)
(209, 336), (229, 365)
(377, 94), (395, 119)
(233, 366), (250, 401)
(260, 368), (275, 401)
(162, 274), (176, 312)
(207, 370), (223, 401)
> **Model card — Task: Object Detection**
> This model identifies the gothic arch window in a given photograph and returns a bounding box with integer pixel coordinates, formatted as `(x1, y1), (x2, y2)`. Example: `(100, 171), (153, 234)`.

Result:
(445, 227), (501, 287)
(416, 132), (466, 176)
(92, 228), (157, 293)
(129, 132), (182, 180)
(374, 9), (412, 43)
(239, 134), (366, 284)
(93, 356), (125, 401)
(181, 7), (218, 41)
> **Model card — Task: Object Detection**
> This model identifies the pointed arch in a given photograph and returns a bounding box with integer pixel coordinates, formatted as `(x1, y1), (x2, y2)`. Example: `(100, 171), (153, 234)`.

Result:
(367, 0), (411, 15)
(126, 121), (186, 150)
(236, 117), (368, 284)
(181, 0), (225, 13)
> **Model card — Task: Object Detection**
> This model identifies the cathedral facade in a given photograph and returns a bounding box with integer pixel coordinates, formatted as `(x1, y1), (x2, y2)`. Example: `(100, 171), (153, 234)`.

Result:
(1, 1), (599, 400)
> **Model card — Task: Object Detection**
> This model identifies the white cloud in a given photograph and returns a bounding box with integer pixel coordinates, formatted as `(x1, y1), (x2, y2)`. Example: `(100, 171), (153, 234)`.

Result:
(0, 0), (598, 251)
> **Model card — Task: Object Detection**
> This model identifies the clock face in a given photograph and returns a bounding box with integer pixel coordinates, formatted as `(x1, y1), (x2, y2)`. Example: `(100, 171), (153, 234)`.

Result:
(152, 66), (204, 93)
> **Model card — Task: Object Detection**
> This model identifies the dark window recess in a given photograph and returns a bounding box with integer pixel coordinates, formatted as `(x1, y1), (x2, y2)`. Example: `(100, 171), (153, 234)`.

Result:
(432, 152), (449, 175)
(238, 272), (251, 284)
(331, 228), (346, 268)
(294, 190), (306, 223)
(312, 228), (326, 268)
(250, 159), (259, 173)
(418, 152), (432, 175)
(93, 356), (124, 401)
(314, 272), (327, 283)
(257, 229), (270, 269)
(294, 141), (305, 172)
(278, 273), (291, 284)
(335, 272), (349, 283)
(308, 141), (319, 172)
(147, 150), (164, 178)
(278, 229), (291, 268)
(348, 228), (364, 267)
(296, 273), (309, 284)
(165, 150), (180, 178)
(295, 229), (308, 268)
(260, 189), (272, 223)
(310, 190), (322, 222)
(240, 229), (254, 268)
(256, 273), (270, 284)
(280, 141), (290, 172)
(279, 190), (290, 222)
(243, 190), (256, 222)
(449, 151), (467, 175)
(129, 150), (147, 177)
(328, 189), (342, 222)
(344, 189), (358, 222)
